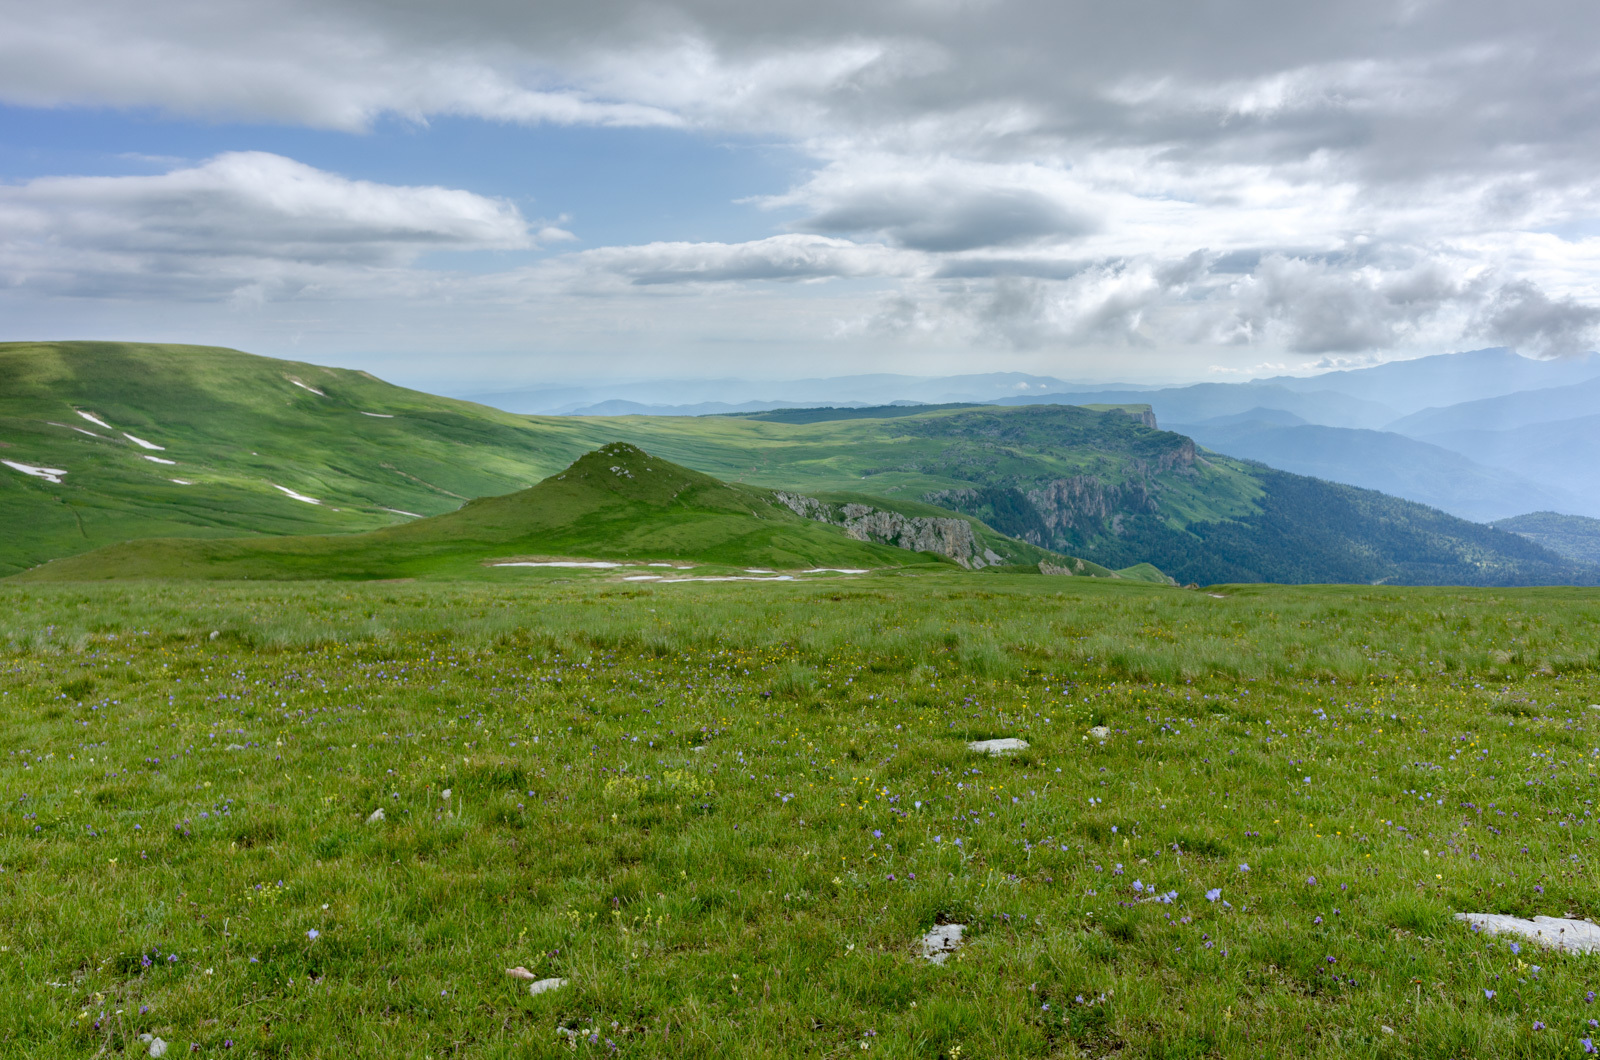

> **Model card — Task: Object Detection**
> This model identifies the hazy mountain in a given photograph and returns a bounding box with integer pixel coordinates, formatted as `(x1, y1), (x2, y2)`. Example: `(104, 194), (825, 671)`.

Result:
(1001, 383), (1398, 429)
(1491, 512), (1600, 565)
(459, 372), (1159, 415)
(1172, 420), (1585, 522)
(1387, 376), (1600, 436)
(1257, 348), (1600, 415)
(1416, 413), (1600, 513)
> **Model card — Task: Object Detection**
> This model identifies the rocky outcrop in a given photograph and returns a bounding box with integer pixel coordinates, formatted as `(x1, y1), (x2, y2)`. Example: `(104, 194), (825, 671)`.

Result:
(1025, 477), (1160, 537)
(1038, 558), (1099, 576)
(774, 492), (1004, 568)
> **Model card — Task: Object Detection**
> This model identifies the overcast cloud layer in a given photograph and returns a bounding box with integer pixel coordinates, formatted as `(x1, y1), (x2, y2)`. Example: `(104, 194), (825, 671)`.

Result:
(2, 0), (1598, 383)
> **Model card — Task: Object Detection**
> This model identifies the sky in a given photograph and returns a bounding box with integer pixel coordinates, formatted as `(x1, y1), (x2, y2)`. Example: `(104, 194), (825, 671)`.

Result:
(2, 0), (1599, 394)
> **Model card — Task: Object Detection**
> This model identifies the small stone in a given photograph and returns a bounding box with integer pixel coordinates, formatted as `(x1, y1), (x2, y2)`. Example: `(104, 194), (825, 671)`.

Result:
(226, 744), (245, 751)
(506, 966), (536, 980)
(148, 1039), (169, 1058)
(1455, 912), (1600, 953)
(918, 923), (965, 964)
(139, 1034), (153, 1043)
(1088, 726), (1111, 739)
(1381, 1026), (1395, 1035)
(208, 631), (219, 640)
(366, 807), (386, 824)
(968, 738), (1027, 755)
(529, 977), (570, 996)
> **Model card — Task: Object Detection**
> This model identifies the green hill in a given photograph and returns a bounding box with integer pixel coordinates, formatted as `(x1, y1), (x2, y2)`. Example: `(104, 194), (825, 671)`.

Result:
(1491, 511), (1600, 565)
(4, 341), (1592, 586)
(14, 443), (1125, 583)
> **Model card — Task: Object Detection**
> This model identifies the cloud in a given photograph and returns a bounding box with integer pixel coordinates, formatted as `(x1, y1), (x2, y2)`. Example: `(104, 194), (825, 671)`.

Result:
(0, 152), (532, 299)
(566, 234), (917, 285)
(1479, 279), (1600, 357)
(767, 158), (1099, 251)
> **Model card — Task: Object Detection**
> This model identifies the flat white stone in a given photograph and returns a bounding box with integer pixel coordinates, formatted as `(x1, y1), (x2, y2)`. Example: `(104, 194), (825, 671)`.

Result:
(366, 807), (386, 824)
(1455, 913), (1600, 953)
(918, 924), (965, 964)
(968, 738), (1027, 754)
(148, 1039), (169, 1058)
(529, 977), (570, 996)
(1088, 726), (1111, 739)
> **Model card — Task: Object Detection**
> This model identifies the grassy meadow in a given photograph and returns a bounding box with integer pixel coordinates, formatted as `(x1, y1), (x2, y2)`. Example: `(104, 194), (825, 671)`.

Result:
(2, 573), (1599, 1057)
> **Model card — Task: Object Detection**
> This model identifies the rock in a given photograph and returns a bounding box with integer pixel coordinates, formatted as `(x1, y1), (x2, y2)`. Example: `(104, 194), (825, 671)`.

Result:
(1381, 1026), (1395, 1035)
(225, 744), (245, 751)
(366, 807), (386, 824)
(148, 1039), (169, 1058)
(968, 738), (1027, 755)
(1088, 726), (1110, 739)
(506, 966), (537, 980)
(529, 977), (570, 996)
(208, 631), (219, 640)
(918, 924), (965, 964)
(1455, 913), (1600, 953)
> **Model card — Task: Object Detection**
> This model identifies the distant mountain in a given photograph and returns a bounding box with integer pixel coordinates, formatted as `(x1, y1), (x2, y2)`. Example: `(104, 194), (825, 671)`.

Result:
(1416, 413), (1600, 517)
(1170, 421), (1583, 522)
(460, 372), (1157, 415)
(1387, 376), (1600, 436)
(1491, 512), (1600, 565)
(1257, 348), (1600, 415)
(7, 341), (1593, 587)
(1000, 383), (1398, 428)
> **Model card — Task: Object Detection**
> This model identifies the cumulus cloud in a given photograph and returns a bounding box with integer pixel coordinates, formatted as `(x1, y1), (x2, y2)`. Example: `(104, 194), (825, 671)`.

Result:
(0, 152), (533, 299)
(4, 0), (1600, 369)
(567, 234), (917, 285)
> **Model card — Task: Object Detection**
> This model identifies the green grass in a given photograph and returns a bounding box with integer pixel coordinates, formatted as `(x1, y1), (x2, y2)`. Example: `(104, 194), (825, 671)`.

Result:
(2, 574), (1599, 1057)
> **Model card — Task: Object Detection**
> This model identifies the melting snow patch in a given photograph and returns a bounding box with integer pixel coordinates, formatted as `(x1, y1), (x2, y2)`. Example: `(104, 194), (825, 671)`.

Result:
(143, 455), (176, 465)
(745, 568), (775, 573)
(290, 379), (326, 396)
(969, 738), (1028, 755)
(272, 484), (322, 505)
(918, 924), (965, 964)
(1456, 913), (1600, 953)
(659, 575), (794, 582)
(494, 561), (624, 568)
(361, 411), (394, 418)
(171, 479), (194, 485)
(382, 507), (422, 518)
(49, 421), (103, 438)
(804, 568), (868, 574)
(3, 460), (68, 484)
(622, 575), (661, 581)
(76, 410), (113, 430)
(123, 433), (165, 451)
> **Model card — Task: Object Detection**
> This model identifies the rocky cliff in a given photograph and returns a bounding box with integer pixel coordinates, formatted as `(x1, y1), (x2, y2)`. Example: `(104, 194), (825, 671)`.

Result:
(774, 492), (1005, 568)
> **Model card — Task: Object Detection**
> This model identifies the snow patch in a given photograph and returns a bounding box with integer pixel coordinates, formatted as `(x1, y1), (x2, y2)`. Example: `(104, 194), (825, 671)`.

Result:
(143, 455), (176, 465)
(49, 421), (104, 438)
(382, 507), (422, 518)
(76, 410), (113, 430)
(494, 561), (624, 568)
(289, 379), (326, 396)
(272, 484), (322, 504)
(659, 575), (795, 582)
(361, 411), (394, 418)
(123, 433), (165, 451)
(622, 575), (662, 581)
(804, 568), (868, 574)
(3, 460), (67, 484)
(171, 479), (194, 485)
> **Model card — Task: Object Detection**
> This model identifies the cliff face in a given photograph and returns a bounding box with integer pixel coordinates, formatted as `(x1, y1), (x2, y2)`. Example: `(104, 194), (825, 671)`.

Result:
(774, 492), (1004, 568)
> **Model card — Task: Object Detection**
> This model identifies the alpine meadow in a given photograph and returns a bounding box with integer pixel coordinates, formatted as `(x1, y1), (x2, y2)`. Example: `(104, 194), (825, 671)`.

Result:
(3, 342), (1600, 1059)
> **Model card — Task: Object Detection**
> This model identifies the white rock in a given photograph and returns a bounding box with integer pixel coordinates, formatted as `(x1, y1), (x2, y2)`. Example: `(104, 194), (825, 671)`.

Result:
(209, 631), (219, 640)
(1088, 726), (1111, 739)
(918, 924), (965, 964)
(968, 738), (1027, 755)
(148, 1039), (168, 1058)
(529, 977), (570, 996)
(1455, 913), (1600, 953)
(226, 744), (245, 751)
(367, 807), (386, 824)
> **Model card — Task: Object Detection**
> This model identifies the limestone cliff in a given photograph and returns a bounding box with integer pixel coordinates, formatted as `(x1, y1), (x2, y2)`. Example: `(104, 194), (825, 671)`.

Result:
(774, 492), (1004, 568)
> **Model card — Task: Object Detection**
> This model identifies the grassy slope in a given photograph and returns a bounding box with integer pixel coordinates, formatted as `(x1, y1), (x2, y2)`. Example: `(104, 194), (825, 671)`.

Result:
(12, 444), (951, 582)
(2, 578), (1600, 1056)
(4, 342), (1588, 586)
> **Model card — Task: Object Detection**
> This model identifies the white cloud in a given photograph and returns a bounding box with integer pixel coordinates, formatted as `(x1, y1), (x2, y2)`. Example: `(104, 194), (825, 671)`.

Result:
(0, 152), (533, 299)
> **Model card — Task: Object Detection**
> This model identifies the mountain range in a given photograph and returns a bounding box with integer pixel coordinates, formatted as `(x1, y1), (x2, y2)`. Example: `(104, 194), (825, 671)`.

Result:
(4, 341), (1594, 587)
